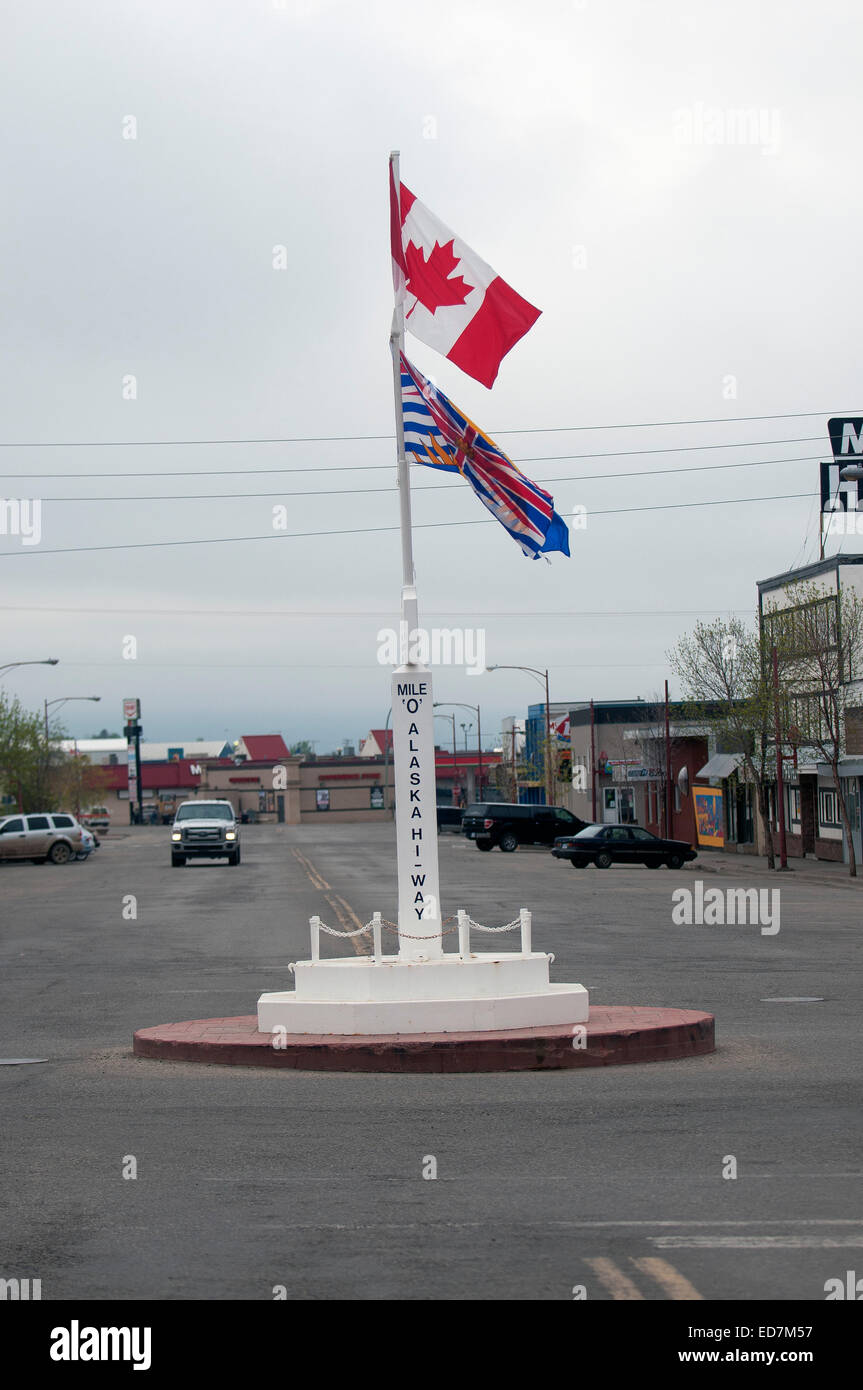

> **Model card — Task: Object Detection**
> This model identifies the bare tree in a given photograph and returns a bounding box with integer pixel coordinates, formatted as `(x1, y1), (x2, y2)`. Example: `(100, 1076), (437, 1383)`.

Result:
(669, 616), (776, 870)
(765, 580), (863, 878)
(631, 690), (689, 837)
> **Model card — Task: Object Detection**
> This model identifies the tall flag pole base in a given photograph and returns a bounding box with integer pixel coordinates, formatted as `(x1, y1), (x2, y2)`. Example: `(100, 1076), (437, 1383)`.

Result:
(256, 933), (589, 1036)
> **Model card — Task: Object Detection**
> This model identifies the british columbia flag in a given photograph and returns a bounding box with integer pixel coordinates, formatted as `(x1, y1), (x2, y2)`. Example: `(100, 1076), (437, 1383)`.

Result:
(401, 353), (570, 560)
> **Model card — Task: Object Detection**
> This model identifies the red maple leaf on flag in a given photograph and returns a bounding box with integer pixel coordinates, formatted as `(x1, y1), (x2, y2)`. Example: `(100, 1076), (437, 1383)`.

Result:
(404, 238), (473, 315)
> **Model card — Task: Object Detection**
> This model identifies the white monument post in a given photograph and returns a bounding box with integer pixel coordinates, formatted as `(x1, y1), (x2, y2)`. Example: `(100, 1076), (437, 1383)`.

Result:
(388, 191), (443, 959)
(255, 152), (589, 1038)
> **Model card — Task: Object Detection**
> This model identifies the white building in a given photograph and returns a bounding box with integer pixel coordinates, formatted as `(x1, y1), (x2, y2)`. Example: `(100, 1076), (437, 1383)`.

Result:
(757, 553), (863, 864)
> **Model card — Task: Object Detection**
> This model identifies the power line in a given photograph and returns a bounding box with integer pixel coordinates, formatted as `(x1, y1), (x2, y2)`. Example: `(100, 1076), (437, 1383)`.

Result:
(0, 604), (753, 618)
(21, 452), (830, 503)
(48, 659), (690, 670)
(0, 489), (819, 559)
(0, 434), (831, 479)
(0, 407), (855, 450)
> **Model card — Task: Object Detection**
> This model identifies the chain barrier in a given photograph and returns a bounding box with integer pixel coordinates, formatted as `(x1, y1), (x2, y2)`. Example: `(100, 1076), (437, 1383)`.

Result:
(313, 913), (521, 941)
(317, 920), (376, 939)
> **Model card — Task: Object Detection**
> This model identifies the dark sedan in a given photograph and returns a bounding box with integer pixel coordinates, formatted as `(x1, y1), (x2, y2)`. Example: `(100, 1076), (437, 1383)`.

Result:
(551, 823), (697, 870)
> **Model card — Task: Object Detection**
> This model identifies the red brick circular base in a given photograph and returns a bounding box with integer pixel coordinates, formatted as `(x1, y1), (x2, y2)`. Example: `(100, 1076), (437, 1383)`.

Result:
(132, 1006), (714, 1073)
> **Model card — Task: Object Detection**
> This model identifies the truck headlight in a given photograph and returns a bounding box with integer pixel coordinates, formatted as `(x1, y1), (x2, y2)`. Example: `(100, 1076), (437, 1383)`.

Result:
(225, 831), (236, 841)
(171, 832), (182, 841)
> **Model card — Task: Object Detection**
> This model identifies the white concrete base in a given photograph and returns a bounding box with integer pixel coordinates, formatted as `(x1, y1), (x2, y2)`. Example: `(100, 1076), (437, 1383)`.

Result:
(257, 951), (589, 1036)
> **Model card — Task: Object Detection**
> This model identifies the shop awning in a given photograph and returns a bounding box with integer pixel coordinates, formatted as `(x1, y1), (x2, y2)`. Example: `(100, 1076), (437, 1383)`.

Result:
(696, 753), (743, 780)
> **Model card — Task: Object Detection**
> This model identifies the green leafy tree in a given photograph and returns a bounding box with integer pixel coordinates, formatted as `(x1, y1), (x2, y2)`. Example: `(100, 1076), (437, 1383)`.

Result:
(0, 692), (56, 811)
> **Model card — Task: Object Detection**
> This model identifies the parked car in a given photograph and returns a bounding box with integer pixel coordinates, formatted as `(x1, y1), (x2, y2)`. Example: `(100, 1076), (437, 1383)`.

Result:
(462, 802), (590, 852)
(170, 799), (241, 866)
(75, 827), (99, 861)
(551, 822), (697, 870)
(0, 812), (88, 865)
(436, 805), (464, 832)
(80, 807), (110, 835)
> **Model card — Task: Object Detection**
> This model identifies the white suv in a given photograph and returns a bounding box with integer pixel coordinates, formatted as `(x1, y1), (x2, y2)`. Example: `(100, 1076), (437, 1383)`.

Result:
(171, 800), (240, 867)
(0, 812), (87, 864)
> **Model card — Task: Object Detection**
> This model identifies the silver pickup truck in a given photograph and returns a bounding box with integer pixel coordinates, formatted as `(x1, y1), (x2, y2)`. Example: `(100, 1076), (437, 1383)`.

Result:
(170, 799), (241, 867)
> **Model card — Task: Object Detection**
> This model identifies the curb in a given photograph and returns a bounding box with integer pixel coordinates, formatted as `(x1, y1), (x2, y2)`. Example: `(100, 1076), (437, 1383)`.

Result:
(133, 1005), (715, 1074)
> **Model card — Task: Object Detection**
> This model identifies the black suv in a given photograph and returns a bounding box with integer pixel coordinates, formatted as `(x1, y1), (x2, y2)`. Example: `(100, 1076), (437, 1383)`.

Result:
(462, 802), (590, 852)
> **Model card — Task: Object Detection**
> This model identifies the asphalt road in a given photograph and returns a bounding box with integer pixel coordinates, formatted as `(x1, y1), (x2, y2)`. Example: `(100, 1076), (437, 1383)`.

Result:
(1, 823), (861, 1301)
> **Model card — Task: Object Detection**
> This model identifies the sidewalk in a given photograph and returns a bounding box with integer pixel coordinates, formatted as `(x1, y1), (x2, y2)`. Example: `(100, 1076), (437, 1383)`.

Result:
(692, 848), (861, 889)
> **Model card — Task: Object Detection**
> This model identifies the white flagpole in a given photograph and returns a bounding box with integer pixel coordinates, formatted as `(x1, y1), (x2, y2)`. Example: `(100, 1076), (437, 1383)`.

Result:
(388, 149), (443, 961)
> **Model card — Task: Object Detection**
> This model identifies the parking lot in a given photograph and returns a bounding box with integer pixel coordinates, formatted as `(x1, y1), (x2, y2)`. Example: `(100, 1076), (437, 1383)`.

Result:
(1, 822), (861, 1300)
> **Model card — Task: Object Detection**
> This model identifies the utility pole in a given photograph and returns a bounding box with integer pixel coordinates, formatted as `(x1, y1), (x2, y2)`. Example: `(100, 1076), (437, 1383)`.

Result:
(543, 669), (552, 806)
(772, 646), (789, 870)
(664, 679), (672, 838)
(590, 698), (597, 822)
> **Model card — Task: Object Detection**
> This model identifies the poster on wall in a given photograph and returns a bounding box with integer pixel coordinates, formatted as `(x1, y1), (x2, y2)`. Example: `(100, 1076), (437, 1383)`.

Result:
(692, 786), (724, 847)
(316, 788), (330, 811)
(370, 786), (384, 809)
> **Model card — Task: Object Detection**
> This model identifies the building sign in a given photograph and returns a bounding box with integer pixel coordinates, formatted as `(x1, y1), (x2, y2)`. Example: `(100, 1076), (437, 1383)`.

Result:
(822, 418), (863, 530)
(828, 417), (863, 460)
(321, 772), (381, 782)
(316, 788), (330, 811)
(692, 785), (724, 848)
(127, 743), (137, 800)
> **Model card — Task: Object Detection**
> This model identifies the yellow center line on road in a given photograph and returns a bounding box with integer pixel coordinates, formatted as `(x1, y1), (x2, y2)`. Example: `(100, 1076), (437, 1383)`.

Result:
(584, 1257), (645, 1301)
(630, 1255), (704, 1300)
(290, 847), (370, 956)
(291, 846), (329, 891)
(325, 891), (372, 957)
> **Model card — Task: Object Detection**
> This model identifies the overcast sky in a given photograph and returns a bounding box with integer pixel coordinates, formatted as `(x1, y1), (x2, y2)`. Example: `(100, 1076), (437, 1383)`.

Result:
(1, 0), (860, 749)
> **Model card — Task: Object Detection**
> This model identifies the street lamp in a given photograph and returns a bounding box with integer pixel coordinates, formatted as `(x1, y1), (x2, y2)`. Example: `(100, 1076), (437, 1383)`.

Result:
(486, 664), (553, 806)
(435, 701), (484, 801)
(433, 710), (458, 804)
(0, 658), (59, 680)
(44, 696), (101, 738)
(460, 721), (473, 753)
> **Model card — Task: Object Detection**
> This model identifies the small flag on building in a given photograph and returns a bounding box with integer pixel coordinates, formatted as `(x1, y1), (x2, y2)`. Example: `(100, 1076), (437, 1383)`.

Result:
(390, 169), (541, 388)
(401, 353), (570, 560)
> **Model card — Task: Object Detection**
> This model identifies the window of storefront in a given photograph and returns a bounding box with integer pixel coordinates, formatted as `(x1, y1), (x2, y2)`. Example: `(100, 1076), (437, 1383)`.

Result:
(819, 788), (840, 828)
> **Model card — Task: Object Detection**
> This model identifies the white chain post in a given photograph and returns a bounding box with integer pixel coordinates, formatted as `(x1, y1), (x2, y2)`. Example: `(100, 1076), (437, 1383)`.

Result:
(520, 907), (532, 956)
(372, 911), (383, 964)
(458, 909), (470, 960)
(310, 915), (321, 963)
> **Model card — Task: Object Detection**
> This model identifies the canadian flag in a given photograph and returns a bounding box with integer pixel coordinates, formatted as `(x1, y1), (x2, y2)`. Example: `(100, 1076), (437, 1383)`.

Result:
(390, 166), (541, 389)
